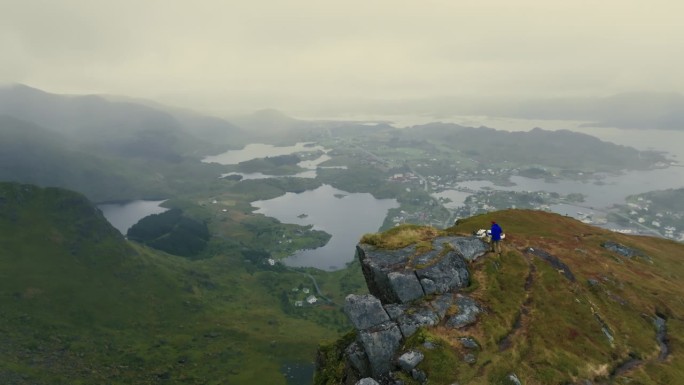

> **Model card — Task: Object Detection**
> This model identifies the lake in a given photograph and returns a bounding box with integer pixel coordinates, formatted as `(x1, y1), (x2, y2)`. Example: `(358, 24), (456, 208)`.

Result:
(251, 184), (398, 271)
(98, 200), (168, 234)
(207, 142), (341, 180)
(203, 142), (327, 165)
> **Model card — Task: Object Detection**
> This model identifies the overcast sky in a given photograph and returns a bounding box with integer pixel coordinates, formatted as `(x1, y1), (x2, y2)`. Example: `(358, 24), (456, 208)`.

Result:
(1, 0), (682, 115)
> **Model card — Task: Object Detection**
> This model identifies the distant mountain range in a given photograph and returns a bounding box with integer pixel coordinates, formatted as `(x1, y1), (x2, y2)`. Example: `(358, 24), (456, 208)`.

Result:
(333, 92), (684, 130)
(500, 92), (684, 130)
(0, 84), (249, 157)
(0, 85), (256, 201)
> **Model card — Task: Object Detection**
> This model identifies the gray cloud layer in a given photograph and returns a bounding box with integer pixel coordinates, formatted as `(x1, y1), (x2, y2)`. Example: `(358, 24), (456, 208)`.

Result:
(2, 0), (682, 114)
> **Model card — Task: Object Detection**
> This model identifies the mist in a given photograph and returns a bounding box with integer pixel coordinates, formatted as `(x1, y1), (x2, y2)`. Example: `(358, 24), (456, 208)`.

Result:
(1, 0), (683, 117)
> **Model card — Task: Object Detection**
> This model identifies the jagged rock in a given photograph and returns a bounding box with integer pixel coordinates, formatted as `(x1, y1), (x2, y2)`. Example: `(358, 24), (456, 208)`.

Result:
(411, 368), (427, 383)
(397, 350), (424, 372)
(507, 373), (522, 385)
(430, 293), (455, 318)
(388, 272), (425, 303)
(355, 378), (380, 385)
(387, 372), (406, 385)
(383, 304), (406, 320)
(525, 247), (576, 282)
(358, 321), (404, 377)
(346, 341), (371, 378)
(345, 294), (390, 330)
(463, 353), (477, 364)
(357, 241), (471, 304)
(420, 278), (437, 295)
(654, 314), (669, 360)
(346, 239), (480, 381)
(601, 241), (642, 259)
(438, 236), (489, 261)
(357, 244), (414, 304)
(414, 248), (470, 293)
(395, 305), (440, 338)
(445, 295), (481, 328)
(459, 337), (479, 350)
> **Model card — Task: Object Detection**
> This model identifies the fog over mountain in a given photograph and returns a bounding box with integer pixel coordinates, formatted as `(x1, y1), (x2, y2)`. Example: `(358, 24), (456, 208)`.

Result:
(327, 92), (684, 130)
(1, 1), (682, 117)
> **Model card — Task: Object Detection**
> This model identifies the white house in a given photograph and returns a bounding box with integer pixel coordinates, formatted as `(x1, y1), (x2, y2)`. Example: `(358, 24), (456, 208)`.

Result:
(306, 295), (317, 304)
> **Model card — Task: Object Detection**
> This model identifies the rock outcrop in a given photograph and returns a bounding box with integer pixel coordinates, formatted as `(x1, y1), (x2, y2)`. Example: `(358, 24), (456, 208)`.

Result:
(340, 236), (488, 384)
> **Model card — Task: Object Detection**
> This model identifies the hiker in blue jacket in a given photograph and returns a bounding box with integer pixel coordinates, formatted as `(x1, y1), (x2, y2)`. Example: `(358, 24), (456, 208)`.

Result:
(490, 221), (503, 254)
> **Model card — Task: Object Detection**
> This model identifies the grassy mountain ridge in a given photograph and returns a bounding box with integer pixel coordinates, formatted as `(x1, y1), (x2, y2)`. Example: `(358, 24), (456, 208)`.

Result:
(317, 209), (684, 385)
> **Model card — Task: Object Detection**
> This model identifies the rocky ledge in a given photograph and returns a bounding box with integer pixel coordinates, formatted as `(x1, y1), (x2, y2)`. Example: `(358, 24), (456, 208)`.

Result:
(337, 235), (488, 384)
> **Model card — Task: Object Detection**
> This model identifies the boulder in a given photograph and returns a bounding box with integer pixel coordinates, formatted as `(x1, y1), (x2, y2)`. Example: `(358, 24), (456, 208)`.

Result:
(445, 295), (481, 329)
(383, 303), (406, 321)
(438, 236), (489, 261)
(507, 373), (523, 385)
(357, 240), (472, 304)
(463, 353), (477, 364)
(411, 368), (427, 383)
(420, 278), (437, 295)
(356, 378), (380, 385)
(525, 247), (575, 282)
(459, 337), (480, 350)
(397, 350), (425, 372)
(601, 241), (641, 258)
(344, 294), (390, 330)
(388, 272), (425, 303)
(394, 305), (440, 338)
(346, 341), (371, 378)
(430, 293), (455, 319)
(358, 321), (404, 378)
(414, 248), (470, 293)
(357, 244), (414, 304)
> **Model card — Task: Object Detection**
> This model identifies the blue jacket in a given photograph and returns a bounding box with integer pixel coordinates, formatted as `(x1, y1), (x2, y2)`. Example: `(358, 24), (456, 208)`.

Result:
(491, 223), (503, 241)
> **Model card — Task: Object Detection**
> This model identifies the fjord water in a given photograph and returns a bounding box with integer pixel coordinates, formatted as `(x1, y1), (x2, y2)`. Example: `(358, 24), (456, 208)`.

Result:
(252, 184), (399, 271)
(439, 123), (684, 212)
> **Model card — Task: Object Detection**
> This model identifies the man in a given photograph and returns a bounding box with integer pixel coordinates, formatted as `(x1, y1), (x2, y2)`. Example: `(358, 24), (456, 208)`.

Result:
(490, 221), (503, 255)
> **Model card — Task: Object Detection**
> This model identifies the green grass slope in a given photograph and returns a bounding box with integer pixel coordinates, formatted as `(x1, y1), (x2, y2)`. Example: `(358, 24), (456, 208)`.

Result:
(317, 209), (684, 385)
(0, 182), (362, 384)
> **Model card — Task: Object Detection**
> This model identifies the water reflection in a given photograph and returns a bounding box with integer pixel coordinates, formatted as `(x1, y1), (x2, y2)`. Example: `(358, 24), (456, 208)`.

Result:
(98, 200), (168, 234)
(252, 184), (398, 271)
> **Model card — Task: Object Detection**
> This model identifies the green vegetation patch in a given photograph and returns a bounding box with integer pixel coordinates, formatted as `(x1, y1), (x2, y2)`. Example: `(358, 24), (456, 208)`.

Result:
(360, 224), (443, 250)
(127, 208), (210, 258)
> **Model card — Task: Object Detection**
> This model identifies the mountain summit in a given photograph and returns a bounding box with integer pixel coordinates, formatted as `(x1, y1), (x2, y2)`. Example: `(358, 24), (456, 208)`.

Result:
(315, 210), (684, 385)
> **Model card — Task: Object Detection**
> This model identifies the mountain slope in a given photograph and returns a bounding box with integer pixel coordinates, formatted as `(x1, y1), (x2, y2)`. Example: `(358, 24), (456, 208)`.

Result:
(0, 115), (146, 200)
(0, 85), (255, 202)
(0, 84), (249, 158)
(0, 182), (359, 384)
(316, 209), (684, 385)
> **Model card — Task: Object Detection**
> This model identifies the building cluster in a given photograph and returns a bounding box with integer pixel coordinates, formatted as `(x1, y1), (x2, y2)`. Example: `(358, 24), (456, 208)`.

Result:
(624, 197), (683, 240)
(291, 286), (318, 307)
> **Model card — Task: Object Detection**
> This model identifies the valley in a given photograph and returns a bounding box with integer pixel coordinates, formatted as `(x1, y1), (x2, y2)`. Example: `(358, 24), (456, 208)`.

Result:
(1, 85), (684, 384)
